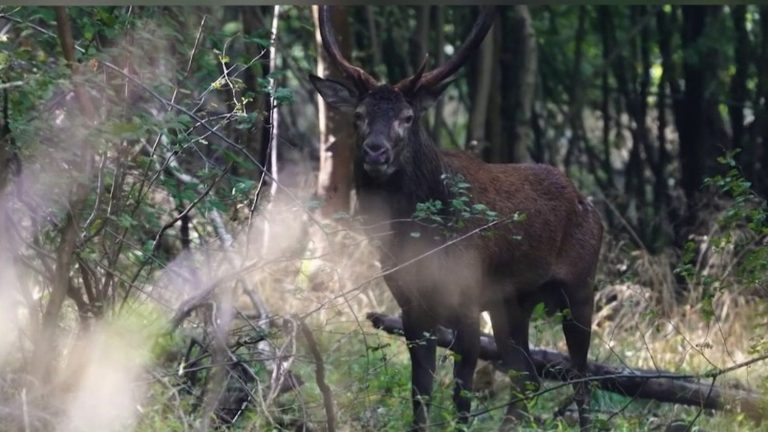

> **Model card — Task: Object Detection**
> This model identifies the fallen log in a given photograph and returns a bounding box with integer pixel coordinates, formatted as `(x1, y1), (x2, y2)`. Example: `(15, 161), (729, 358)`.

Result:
(366, 312), (764, 421)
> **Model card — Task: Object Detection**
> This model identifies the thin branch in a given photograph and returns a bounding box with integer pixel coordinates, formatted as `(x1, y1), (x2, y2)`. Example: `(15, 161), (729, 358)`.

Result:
(150, 162), (232, 254)
(299, 319), (336, 432)
(53, 6), (96, 119)
(300, 217), (508, 320)
(0, 81), (23, 90)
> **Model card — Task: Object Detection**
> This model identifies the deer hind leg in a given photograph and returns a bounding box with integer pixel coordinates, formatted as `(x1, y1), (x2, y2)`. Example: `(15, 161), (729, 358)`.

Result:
(560, 281), (594, 431)
(451, 314), (480, 425)
(489, 299), (539, 430)
(402, 310), (437, 432)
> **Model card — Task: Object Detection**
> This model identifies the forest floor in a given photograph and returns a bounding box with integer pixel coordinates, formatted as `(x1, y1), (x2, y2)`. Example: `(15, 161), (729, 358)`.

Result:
(127, 223), (768, 432)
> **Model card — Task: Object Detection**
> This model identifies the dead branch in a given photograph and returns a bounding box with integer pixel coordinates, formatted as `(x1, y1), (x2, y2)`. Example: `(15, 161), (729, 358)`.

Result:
(366, 312), (765, 421)
(151, 162), (233, 253)
(300, 320), (336, 432)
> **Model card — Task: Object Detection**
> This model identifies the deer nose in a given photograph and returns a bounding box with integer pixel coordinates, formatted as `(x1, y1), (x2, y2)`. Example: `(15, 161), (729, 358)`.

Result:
(363, 141), (390, 165)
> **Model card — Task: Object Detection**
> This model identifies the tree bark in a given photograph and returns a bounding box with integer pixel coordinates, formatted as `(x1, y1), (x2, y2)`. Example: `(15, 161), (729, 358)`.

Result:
(511, 6), (536, 163)
(313, 6), (356, 216)
(654, 7), (673, 248)
(755, 6), (768, 196)
(32, 5), (96, 386)
(414, 6), (431, 66)
(599, 9), (616, 197)
(599, 6), (652, 246)
(241, 7), (267, 171)
(367, 313), (764, 421)
(657, 6), (689, 248)
(365, 7), (383, 76)
(0, 86), (18, 192)
(487, 16), (503, 161)
(468, 15), (494, 156)
(678, 6), (718, 226)
(730, 5), (748, 166)
(564, 6), (587, 171)
(497, 6), (535, 163)
(431, 6), (446, 141)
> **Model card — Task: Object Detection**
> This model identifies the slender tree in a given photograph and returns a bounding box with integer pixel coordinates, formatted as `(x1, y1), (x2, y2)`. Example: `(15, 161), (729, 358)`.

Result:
(313, 6), (356, 216)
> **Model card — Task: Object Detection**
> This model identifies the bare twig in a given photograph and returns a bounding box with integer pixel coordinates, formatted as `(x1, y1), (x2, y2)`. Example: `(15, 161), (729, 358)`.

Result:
(150, 162), (232, 253)
(301, 217), (507, 319)
(53, 6), (96, 119)
(300, 319), (337, 432)
(0, 81), (23, 90)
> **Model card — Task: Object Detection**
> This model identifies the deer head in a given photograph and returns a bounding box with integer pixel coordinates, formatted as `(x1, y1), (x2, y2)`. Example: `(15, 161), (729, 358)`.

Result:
(310, 6), (496, 181)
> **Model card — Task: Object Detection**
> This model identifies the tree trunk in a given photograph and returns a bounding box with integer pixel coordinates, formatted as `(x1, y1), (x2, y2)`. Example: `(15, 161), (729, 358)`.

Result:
(497, 6), (535, 163)
(241, 7), (267, 171)
(657, 6), (690, 249)
(32, 5), (96, 387)
(313, 6), (356, 216)
(365, 7), (384, 77)
(511, 6), (536, 163)
(468, 15), (494, 156)
(367, 313), (764, 421)
(414, 6), (431, 66)
(678, 6), (721, 227)
(599, 9), (616, 195)
(431, 6), (446, 141)
(599, 7), (653, 246)
(0, 87), (16, 192)
(654, 8), (673, 248)
(486, 16), (503, 161)
(381, 9), (407, 83)
(730, 5), (749, 169)
(564, 6), (587, 171)
(392, 8), (413, 78)
(756, 6), (768, 196)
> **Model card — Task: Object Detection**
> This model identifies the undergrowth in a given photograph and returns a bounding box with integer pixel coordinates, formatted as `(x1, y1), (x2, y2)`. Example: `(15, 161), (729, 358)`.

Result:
(129, 152), (768, 431)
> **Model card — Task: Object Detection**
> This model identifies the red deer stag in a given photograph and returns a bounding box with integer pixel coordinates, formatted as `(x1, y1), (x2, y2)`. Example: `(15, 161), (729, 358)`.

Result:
(310, 6), (603, 431)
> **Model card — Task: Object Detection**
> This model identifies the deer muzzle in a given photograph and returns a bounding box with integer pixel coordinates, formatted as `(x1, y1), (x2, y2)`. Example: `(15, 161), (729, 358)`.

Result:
(362, 141), (395, 179)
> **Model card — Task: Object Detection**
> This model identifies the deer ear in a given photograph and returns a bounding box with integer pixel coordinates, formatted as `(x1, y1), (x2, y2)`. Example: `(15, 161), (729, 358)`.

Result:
(309, 74), (358, 112)
(411, 79), (454, 114)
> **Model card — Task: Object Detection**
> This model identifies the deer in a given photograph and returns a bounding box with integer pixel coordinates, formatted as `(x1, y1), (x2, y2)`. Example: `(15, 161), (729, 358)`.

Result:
(310, 6), (603, 431)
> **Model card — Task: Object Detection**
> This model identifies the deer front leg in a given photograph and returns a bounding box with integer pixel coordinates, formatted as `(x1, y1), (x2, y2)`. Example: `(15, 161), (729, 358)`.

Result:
(489, 300), (539, 430)
(452, 315), (480, 425)
(561, 286), (594, 431)
(402, 310), (437, 431)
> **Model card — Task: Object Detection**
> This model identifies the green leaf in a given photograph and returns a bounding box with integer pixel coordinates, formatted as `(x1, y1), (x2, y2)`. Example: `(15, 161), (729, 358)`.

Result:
(109, 121), (142, 138)
(274, 87), (293, 104)
(222, 20), (243, 36)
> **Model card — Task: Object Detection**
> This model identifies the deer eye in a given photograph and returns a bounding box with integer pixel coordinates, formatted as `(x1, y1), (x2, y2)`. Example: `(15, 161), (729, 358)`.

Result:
(354, 112), (364, 122)
(402, 114), (414, 125)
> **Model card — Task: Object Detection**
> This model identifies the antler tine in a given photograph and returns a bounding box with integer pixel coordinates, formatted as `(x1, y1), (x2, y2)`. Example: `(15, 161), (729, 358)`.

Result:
(319, 6), (378, 92)
(394, 54), (429, 94)
(408, 6), (497, 92)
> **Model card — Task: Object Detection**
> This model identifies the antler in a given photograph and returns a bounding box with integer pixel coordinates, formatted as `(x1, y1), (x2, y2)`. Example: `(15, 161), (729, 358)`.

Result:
(395, 55), (429, 95)
(394, 6), (497, 93)
(319, 6), (378, 92)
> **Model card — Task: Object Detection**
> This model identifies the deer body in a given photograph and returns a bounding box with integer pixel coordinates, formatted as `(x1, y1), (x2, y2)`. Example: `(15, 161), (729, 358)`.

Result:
(361, 148), (600, 310)
(311, 7), (603, 430)
(359, 140), (602, 430)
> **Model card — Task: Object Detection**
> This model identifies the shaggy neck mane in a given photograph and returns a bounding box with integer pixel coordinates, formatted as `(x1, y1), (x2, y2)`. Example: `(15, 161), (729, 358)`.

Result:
(354, 123), (451, 219)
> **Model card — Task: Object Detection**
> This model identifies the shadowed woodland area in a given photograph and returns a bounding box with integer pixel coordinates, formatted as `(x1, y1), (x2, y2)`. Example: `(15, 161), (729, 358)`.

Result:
(0, 5), (767, 431)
